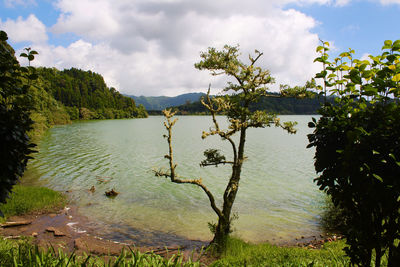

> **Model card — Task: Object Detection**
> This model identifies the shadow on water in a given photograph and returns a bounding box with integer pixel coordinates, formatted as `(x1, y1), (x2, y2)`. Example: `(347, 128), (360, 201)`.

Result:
(80, 216), (209, 249)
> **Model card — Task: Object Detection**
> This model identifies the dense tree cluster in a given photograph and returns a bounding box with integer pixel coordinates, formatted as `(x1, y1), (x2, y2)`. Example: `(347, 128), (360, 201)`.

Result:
(0, 31), (36, 215)
(37, 67), (147, 120)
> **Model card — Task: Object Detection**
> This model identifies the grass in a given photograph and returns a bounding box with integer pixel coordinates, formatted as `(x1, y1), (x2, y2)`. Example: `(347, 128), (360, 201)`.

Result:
(0, 184), (67, 223)
(0, 238), (201, 267)
(209, 238), (350, 267)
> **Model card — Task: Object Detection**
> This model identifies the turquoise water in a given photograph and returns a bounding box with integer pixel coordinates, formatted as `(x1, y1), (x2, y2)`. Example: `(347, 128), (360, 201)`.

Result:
(26, 115), (324, 244)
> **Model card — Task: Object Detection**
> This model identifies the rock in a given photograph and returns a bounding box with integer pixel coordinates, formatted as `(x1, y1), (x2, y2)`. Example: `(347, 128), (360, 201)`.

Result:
(89, 186), (95, 193)
(74, 237), (127, 256)
(0, 220), (32, 228)
(46, 227), (66, 236)
(32, 232), (38, 237)
(105, 188), (119, 197)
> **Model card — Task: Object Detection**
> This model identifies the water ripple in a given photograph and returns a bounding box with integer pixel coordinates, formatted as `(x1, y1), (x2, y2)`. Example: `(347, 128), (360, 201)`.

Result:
(27, 116), (324, 244)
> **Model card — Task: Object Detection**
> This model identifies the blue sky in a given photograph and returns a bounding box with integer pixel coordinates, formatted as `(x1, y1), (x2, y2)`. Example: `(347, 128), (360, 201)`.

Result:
(290, 1), (400, 58)
(1, 0), (399, 96)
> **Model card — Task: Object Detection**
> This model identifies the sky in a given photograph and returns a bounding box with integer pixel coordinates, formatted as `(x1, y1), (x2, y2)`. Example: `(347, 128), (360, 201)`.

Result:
(1, 0), (399, 96)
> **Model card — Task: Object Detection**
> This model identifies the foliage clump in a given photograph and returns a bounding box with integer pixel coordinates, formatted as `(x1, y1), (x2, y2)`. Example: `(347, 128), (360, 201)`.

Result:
(308, 39), (400, 266)
(0, 31), (36, 216)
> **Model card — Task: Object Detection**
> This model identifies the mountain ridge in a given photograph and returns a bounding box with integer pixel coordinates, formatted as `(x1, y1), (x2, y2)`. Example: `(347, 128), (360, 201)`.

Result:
(126, 92), (206, 110)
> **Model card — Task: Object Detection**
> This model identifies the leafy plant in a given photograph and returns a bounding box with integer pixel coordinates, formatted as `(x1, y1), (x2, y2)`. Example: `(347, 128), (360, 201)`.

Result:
(308, 39), (400, 266)
(0, 31), (37, 216)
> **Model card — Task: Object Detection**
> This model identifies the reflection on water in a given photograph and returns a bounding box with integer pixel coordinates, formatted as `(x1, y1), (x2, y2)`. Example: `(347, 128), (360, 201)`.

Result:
(25, 115), (323, 244)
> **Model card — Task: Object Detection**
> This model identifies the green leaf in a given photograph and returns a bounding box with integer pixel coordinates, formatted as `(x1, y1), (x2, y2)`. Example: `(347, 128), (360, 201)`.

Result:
(392, 73), (400, 82)
(372, 173), (383, 182)
(316, 46), (324, 53)
(362, 85), (378, 96)
(382, 40), (393, 50)
(20, 53), (28, 58)
(28, 55), (34, 61)
(384, 40), (393, 46)
(362, 70), (373, 79)
(315, 70), (327, 79)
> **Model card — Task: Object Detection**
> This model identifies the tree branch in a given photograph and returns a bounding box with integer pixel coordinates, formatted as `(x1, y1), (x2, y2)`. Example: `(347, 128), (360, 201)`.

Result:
(156, 109), (223, 219)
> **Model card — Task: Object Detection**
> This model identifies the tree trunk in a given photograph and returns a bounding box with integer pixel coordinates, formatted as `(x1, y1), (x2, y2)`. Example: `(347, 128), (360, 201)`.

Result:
(210, 128), (246, 252)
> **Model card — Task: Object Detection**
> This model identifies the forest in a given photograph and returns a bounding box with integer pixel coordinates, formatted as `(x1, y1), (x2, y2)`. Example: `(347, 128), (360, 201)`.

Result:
(166, 92), (331, 115)
(25, 67), (148, 138)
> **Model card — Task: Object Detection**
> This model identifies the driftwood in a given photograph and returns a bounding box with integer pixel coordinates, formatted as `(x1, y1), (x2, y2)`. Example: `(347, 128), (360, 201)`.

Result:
(0, 220), (32, 228)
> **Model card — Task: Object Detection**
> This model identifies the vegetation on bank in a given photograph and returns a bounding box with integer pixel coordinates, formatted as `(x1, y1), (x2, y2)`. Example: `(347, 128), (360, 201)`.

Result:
(308, 39), (400, 266)
(28, 67), (148, 140)
(0, 235), (354, 266)
(0, 32), (37, 215)
(210, 238), (350, 266)
(37, 67), (148, 121)
(0, 185), (66, 223)
(0, 238), (200, 267)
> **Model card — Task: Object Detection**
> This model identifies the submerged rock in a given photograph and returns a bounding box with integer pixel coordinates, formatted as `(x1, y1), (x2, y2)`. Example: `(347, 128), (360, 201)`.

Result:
(105, 188), (119, 197)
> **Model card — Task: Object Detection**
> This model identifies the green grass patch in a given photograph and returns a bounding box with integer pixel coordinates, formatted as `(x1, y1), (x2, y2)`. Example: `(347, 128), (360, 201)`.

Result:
(210, 238), (350, 267)
(0, 185), (66, 223)
(0, 238), (200, 267)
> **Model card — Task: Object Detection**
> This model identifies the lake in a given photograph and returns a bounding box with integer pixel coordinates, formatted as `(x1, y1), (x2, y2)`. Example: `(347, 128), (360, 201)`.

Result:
(24, 115), (324, 245)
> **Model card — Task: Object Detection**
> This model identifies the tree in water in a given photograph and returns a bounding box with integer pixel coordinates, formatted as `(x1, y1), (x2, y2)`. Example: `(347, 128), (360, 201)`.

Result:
(155, 45), (297, 251)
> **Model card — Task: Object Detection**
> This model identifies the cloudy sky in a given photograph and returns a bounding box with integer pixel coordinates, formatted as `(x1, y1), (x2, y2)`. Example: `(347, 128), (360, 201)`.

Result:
(1, 0), (399, 96)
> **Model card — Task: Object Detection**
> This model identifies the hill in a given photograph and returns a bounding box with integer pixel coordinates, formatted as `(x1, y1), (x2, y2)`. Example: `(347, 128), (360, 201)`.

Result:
(126, 92), (205, 110)
(169, 93), (328, 115)
(37, 67), (148, 120)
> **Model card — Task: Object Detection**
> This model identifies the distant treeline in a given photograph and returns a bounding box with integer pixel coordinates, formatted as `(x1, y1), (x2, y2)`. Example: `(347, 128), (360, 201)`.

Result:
(25, 67), (147, 139)
(127, 93), (206, 110)
(168, 92), (330, 115)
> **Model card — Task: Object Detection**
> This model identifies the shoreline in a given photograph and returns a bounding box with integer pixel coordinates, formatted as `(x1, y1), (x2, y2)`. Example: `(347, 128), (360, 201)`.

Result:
(0, 205), (206, 259)
(1, 202), (341, 257)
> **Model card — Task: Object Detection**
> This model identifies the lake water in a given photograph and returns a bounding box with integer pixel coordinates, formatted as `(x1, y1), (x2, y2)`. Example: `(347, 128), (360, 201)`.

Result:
(25, 115), (324, 245)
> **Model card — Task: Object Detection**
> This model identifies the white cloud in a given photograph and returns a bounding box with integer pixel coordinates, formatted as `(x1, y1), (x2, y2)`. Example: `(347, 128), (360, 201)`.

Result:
(334, 0), (351, 6)
(3, 0), (36, 8)
(0, 14), (47, 44)
(10, 1), (326, 96)
(380, 0), (400, 4)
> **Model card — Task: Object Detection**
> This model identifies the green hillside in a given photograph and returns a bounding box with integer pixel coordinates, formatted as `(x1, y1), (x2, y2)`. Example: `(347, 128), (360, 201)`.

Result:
(169, 93), (328, 115)
(127, 92), (205, 110)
